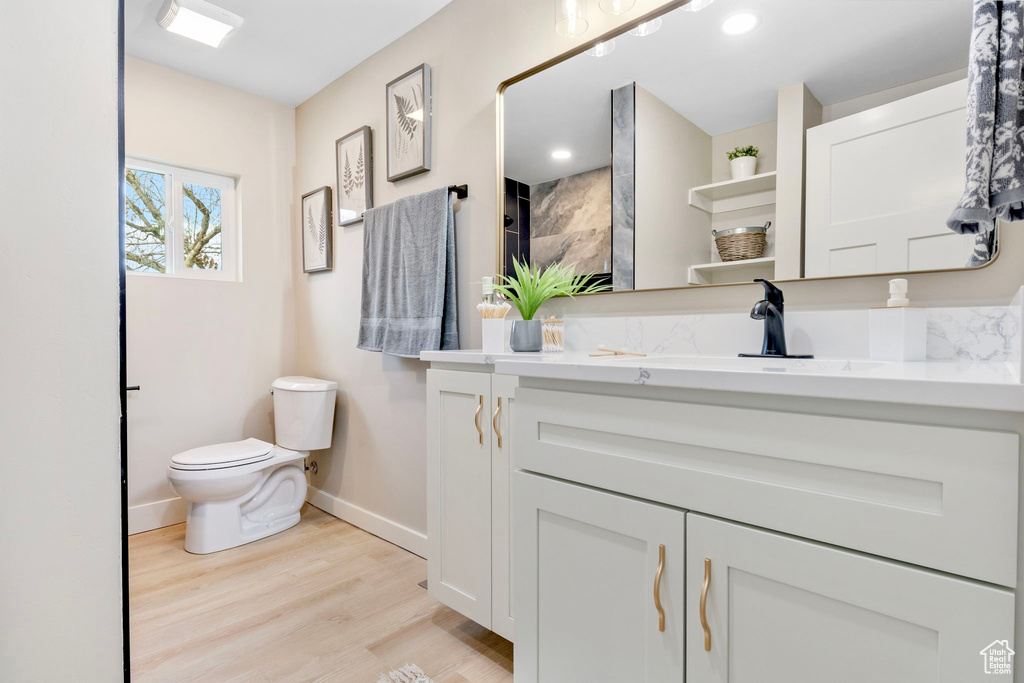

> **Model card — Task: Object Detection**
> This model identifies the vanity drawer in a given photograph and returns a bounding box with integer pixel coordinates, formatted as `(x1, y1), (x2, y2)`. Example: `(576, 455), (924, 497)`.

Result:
(513, 387), (1019, 586)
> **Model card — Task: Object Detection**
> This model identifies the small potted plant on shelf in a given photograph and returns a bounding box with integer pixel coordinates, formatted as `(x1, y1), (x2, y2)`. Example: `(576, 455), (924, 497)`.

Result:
(493, 257), (610, 352)
(727, 145), (759, 180)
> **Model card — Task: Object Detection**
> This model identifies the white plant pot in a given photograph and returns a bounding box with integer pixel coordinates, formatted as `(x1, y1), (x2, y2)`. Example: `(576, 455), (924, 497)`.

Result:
(730, 156), (757, 180)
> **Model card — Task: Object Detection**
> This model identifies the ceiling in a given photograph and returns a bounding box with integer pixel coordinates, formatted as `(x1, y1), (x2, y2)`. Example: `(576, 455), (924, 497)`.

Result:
(125, 0), (455, 106)
(504, 0), (971, 185)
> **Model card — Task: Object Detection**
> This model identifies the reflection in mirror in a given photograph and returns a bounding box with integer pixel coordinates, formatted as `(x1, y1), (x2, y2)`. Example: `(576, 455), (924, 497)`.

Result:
(501, 0), (985, 292)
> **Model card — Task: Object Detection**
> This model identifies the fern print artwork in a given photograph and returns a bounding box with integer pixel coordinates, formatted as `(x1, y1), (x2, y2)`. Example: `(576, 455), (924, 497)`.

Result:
(336, 126), (372, 226)
(386, 64), (431, 181)
(301, 186), (332, 273)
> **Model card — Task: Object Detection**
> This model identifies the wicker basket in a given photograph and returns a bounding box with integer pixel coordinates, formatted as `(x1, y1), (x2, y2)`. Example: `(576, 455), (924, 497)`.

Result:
(713, 221), (771, 262)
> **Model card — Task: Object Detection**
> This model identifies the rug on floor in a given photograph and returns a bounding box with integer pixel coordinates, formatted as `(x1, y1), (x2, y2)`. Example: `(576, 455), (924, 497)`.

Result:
(376, 664), (435, 683)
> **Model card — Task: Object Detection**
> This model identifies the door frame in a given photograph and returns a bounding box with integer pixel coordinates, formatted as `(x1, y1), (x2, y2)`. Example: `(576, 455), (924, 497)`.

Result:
(116, 0), (131, 678)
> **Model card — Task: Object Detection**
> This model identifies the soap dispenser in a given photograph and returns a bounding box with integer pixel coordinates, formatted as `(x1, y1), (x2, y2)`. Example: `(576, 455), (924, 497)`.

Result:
(869, 279), (926, 361)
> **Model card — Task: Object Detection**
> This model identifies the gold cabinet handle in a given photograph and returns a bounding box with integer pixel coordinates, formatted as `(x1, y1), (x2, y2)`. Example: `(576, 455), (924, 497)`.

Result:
(700, 558), (711, 651)
(654, 544), (666, 632)
(492, 396), (503, 448)
(474, 395), (483, 445)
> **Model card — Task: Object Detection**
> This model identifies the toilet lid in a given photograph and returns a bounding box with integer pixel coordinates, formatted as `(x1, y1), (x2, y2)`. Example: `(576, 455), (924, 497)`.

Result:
(170, 438), (275, 470)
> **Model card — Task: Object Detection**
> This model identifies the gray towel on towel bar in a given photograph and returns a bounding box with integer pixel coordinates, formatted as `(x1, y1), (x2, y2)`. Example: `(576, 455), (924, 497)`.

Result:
(357, 187), (458, 357)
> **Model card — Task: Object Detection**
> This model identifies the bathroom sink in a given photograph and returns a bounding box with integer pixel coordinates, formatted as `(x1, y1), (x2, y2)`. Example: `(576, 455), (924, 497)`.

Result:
(600, 355), (886, 374)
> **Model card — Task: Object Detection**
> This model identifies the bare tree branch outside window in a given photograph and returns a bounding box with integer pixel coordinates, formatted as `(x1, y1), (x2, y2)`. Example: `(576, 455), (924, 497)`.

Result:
(124, 168), (224, 273)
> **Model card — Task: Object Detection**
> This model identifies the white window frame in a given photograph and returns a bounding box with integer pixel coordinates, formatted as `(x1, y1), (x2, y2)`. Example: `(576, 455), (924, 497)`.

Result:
(125, 156), (239, 282)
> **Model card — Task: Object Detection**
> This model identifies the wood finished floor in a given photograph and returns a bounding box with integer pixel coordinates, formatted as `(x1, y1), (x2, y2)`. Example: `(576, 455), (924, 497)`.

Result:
(129, 505), (514, 682)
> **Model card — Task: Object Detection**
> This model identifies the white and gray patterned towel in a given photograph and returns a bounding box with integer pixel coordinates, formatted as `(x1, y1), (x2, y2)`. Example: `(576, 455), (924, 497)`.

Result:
(948, 0), (1024, 265)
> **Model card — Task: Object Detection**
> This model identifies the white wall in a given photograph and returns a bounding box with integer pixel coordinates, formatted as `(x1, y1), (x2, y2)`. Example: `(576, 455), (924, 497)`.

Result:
(294, 0), (1024, 552)
(634, 85), (711, 290)
(822, 68), (968, 123)
(708, 121), (779, 262)
(711, 120), (778, 184)
(0, 1), (123, 679)
(124, 58), (296, 533)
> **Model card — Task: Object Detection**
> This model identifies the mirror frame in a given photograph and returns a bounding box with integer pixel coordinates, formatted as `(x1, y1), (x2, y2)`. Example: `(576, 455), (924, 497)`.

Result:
(494, 0), (999, 296)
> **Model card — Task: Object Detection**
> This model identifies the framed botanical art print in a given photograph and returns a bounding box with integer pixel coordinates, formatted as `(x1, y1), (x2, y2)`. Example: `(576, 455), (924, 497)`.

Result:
(301, 186), (332, 273)
(386, 63), (431, 182)
(336, 126), (373, 226)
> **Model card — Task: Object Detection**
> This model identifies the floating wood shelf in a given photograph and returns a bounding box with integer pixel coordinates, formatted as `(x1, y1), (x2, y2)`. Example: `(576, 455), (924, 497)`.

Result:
(689, 172), (777, 214)
(688, 256), (775, 286)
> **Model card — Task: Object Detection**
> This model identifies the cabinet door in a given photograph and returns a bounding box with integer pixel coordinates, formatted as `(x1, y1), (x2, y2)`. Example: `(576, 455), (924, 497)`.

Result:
(490, 373), (518, 642)
(515, 471), (686, 682)
(427, 369), (492, 628)
(687, 514), (1015, 683)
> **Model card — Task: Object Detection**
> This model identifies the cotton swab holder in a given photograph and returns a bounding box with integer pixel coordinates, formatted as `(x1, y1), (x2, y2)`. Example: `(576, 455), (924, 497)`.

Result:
(482, 319), (505, 354)
(479, 276), (510, 354)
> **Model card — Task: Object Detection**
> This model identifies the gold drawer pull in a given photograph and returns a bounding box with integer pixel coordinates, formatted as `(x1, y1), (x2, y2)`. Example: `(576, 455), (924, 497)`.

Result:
(654, 544), (666, 632)
(492, 397), (503, 448)
(700, 558), (711, 651)
(474, 395), (483, 445)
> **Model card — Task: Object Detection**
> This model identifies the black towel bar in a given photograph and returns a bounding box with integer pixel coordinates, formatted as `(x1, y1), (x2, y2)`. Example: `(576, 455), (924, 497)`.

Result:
(360, 185), (468, 218)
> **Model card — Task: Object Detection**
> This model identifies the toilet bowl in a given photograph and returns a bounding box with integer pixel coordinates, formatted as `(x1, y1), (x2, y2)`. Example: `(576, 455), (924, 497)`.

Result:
(167, 376), (337, 554)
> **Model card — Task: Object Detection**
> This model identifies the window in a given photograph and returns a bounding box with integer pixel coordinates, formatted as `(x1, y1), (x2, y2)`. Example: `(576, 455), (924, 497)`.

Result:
(124, 157), (238, 280)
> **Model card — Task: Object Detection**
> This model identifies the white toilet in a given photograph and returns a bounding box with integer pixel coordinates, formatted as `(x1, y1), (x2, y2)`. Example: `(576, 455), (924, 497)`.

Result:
(167, 376), (337, 554)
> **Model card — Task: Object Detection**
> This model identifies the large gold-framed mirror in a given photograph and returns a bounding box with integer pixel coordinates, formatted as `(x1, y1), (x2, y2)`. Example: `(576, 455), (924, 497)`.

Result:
(496, 0), (995, 293)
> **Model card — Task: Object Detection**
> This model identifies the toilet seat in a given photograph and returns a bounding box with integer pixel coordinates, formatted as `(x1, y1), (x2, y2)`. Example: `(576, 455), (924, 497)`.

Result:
(170, 438), (275, 471)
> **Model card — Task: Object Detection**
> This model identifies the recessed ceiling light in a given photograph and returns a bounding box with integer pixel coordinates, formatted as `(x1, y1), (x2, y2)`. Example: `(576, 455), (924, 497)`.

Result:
(157, 0), (243, 48)
(551, 150), (572, 160)
(628, 18), (662, 37)
(721, 12), (760, 36)
(586, 40), (616, 57)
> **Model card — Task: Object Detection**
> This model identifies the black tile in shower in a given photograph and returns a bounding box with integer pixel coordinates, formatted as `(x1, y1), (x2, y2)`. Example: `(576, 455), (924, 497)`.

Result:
(504, 229), (519, 275)
(519, 198), (530, 239)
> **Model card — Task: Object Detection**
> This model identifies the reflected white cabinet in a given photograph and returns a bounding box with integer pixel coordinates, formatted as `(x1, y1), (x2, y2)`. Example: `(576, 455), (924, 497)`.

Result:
(514, 471), (686, 683)
(687, 514), (1015, 683)
(426, 368), (518, 640)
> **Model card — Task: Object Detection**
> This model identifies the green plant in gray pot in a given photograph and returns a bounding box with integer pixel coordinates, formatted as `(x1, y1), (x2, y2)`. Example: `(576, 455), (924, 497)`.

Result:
(494, 257), (610, 352)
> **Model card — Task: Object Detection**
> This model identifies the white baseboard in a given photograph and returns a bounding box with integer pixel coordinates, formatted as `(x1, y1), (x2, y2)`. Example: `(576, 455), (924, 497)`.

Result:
(306, 486), (427, 558)
(128, 497), (187, 535)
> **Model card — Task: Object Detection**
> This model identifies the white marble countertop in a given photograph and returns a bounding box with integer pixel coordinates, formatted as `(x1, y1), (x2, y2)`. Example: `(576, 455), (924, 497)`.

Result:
(419, 350), (538, 364)
(421, 350), (1024, 412)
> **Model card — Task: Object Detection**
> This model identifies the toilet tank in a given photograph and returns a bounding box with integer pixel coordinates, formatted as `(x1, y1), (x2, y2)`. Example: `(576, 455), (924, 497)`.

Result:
(271, 376), (338, 451)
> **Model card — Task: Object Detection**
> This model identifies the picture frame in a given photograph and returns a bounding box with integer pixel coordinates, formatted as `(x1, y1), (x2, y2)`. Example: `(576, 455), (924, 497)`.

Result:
(335, 126), (373, 226)
(386, 63), (431, 182)
(301, 186), (333, 273)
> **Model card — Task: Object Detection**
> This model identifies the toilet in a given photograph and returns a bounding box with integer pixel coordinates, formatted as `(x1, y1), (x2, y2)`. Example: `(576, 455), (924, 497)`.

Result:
(167, 376), (337, 554)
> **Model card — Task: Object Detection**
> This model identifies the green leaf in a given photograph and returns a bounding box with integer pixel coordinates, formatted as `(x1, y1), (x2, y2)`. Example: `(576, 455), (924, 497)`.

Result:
(726, 145), (759, 160)
(492, 257), (611, 320)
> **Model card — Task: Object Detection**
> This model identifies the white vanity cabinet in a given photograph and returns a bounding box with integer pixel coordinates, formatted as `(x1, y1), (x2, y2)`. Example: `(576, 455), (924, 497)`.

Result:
(687, 514), (1015, 683)
(514, 471), (686, 683)
(425, 366), (518, 640)
(506, 377), (1021, 682)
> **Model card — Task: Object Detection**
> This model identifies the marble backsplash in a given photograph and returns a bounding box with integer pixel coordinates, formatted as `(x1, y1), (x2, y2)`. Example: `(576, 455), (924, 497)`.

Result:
(540, 292), (1024, 365)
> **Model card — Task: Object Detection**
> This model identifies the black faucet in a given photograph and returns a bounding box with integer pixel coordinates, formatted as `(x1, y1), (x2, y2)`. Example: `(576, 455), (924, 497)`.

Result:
(739, 279), (813, 359)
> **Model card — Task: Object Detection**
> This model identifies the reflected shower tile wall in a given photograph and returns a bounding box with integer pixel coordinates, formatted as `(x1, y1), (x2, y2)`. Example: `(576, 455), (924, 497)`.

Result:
(611, 83), (635, 291)
(504, 176), (529, 272)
